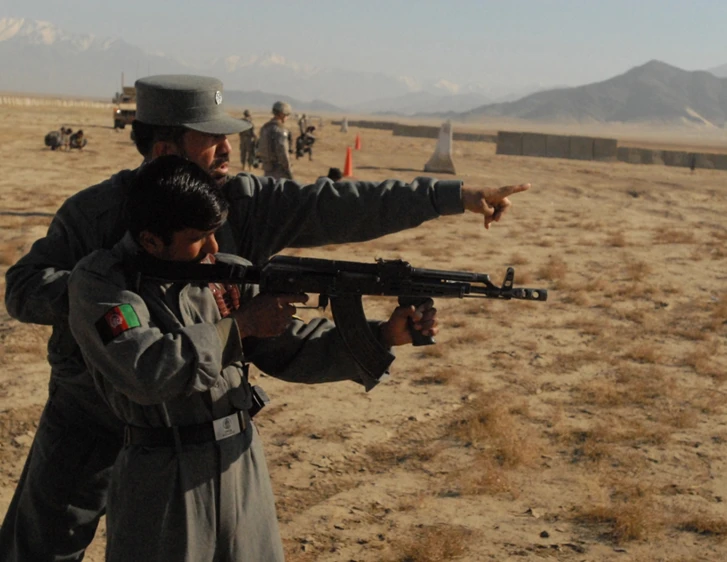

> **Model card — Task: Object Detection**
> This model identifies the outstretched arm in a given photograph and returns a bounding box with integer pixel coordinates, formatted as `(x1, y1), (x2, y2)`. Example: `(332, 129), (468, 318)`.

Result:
(225, 174), (532, 263)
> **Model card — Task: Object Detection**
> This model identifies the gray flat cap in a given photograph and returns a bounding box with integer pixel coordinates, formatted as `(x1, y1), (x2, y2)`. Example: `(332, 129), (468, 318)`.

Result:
(135, 75), (251, 135)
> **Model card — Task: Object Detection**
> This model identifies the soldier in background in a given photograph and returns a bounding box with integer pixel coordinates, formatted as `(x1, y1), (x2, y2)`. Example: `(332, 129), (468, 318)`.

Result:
(298, 113), (308, 136)
(44, 127), (73, 151)
(258, 101), (294, 180)
(295, 125), (316, 161)
(238, 110), (257, 171)
(69, 129), (87, 150)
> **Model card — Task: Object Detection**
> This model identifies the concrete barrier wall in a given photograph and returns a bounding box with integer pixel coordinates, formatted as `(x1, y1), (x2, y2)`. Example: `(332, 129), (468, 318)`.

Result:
(331, 120), (397, 130)
(617, 147), (664, 165)
(546, 135), (570, 158)
(0, 96), (111, 108)
(453, 132), (497, 143)
(661, 150), (690, 167)
(569, 136), (594, 160)
(392, 124), (440, 138)
(496, 131), (523, 155)
(693, 152), (727, 170)
(522, 133), (547, 157)
(331, 120), (496, 142)
(593, 138), (618, 161)
(498, 131), (617, 162)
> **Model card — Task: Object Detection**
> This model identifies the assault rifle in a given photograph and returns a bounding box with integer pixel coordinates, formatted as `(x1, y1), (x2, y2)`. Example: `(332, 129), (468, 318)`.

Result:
(134, 255), (547, 383)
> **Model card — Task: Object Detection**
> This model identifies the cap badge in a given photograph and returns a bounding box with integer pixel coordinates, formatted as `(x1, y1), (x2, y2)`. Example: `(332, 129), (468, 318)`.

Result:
(215, 91), (222, 105)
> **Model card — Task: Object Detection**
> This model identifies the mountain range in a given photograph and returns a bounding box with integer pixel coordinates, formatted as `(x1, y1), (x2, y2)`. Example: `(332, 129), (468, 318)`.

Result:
(3, 17), (727, 125)
(0, 17), (521, 113)
(447, 60), (727, 126)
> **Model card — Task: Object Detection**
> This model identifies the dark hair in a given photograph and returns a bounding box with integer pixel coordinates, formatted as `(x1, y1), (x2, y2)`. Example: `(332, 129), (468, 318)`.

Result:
(131, 120), (187, 158)
(327, 167), (343, 182)
(125, 155), (228, 245)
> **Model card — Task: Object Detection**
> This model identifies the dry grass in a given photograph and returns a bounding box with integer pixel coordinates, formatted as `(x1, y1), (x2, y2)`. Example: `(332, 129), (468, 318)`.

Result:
(412, 366), (460, 386)
(537, 256), (568, 283)
(447, 394), (540, 469)
(577, 494), (660, 543)
(677, 513), (727, 540)
(622, 343), (662, 364)
(623, 258), (652, 282)
(441, 454), (516, 497)
(606, 231), (628, 247)
(509, 252), (530, 265)
(0, 242), (19, 266)
(652, 227), (697, 244)
(387, 525), (471, 562)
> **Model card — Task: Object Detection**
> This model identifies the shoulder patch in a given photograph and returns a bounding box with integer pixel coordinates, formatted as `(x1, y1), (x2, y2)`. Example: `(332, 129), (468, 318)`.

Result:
(95, 304), (141, 344)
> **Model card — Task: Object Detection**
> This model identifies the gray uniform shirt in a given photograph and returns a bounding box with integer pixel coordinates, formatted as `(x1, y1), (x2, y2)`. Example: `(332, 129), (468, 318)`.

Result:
(67, 234), (386, 428)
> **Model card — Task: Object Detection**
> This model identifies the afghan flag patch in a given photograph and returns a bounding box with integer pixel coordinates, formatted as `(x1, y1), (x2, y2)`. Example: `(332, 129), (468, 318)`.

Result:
(95, 304), (141, 344)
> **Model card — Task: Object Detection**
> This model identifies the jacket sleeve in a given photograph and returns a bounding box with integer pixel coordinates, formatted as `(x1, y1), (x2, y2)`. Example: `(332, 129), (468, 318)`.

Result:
(6, 203), (99, 324)
(4, 175), (128, 325)
(242, 317), (393, 391)
(68, 264), (243, 406)
(224, 174), (464, 263)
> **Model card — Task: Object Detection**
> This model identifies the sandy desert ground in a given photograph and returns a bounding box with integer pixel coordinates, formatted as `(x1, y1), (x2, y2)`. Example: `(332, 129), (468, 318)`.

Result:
(0, 102), (726, 561)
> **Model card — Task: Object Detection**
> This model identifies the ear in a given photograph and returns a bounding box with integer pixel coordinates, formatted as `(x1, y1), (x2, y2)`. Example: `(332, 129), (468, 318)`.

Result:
(139, 230), (164, 256)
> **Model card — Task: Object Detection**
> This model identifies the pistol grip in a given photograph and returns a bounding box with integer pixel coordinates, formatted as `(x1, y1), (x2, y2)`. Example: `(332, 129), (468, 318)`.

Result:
(398, 297), (435, 347)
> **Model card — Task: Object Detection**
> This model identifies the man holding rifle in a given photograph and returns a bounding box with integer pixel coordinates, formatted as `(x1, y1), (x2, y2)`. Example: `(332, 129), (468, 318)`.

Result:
(2, 73), (529, 561)
(67, 155), (438, 560)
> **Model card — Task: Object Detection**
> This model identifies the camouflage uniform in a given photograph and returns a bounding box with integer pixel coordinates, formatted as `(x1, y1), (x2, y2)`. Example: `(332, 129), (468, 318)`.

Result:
(1, 170), (464, 561)
(238, 117), (256, 170)
(257, 118), (293, 180)
(68, 235), (389, 561)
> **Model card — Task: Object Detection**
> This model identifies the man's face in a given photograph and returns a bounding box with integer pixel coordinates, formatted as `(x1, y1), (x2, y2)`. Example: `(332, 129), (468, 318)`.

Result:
(146, 228), (220, 262)
(177, 131), (232, 183)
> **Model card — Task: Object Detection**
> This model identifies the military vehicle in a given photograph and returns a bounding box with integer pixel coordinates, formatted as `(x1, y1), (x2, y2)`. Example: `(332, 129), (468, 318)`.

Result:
(112, 86), (136, 129)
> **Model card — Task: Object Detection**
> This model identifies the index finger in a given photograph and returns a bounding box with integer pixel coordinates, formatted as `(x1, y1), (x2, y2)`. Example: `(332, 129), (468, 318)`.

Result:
(498, 183), (531, 197)
(276, 293), (310, 305)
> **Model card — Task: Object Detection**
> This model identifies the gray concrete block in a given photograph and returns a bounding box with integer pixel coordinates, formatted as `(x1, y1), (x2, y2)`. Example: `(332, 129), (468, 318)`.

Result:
(496, 131), (523, 155)
(522, 133), (547, 157)
(662, 150), (690, 167)
(453, 132), (497, 143)
(617, 147), (640, 164)
(593, 138), (618, 161)
(546, 135), (570, 159)
(392, 124), (440, 138)
(694, 153), (715, 169)
(710, 153), (727, 170)
(569, 136), (594, 160)
(641, 149), (664, 165)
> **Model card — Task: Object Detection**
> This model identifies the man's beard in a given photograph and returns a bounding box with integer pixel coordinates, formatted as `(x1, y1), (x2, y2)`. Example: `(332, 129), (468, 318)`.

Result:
(175, 144), (229, 184)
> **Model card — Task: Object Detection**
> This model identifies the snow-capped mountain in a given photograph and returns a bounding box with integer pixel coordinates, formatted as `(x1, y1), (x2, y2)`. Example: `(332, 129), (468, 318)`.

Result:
(0, 17), (534, 111)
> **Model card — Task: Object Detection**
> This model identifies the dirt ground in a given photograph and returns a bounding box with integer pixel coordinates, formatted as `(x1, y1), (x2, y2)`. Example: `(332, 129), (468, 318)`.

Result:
(0, 102), (726, 561)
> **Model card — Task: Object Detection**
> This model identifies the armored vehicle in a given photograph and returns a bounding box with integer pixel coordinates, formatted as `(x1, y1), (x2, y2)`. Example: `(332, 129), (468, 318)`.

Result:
(112, 86), (136, 129)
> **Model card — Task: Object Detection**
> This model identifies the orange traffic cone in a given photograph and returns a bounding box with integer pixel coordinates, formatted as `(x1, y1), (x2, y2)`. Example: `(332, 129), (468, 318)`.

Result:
(354, 134), (361, 150)
(343, 146), (353, 177)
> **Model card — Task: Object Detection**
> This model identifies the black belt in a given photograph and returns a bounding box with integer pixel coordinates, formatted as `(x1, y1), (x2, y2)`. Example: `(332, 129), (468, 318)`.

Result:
(124, 410), (251, 448)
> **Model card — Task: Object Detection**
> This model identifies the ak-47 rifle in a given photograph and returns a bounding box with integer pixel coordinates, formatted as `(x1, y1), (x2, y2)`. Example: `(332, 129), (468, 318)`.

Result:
(133, 255), (547, 383)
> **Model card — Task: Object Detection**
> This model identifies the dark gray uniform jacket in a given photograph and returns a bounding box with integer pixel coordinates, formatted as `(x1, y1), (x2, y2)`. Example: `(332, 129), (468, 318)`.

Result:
(67, 235), (387, 561)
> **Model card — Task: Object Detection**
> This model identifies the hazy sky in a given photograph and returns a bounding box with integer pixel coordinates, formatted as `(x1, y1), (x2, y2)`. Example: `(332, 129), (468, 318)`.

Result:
(4, 0), (727, 89)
